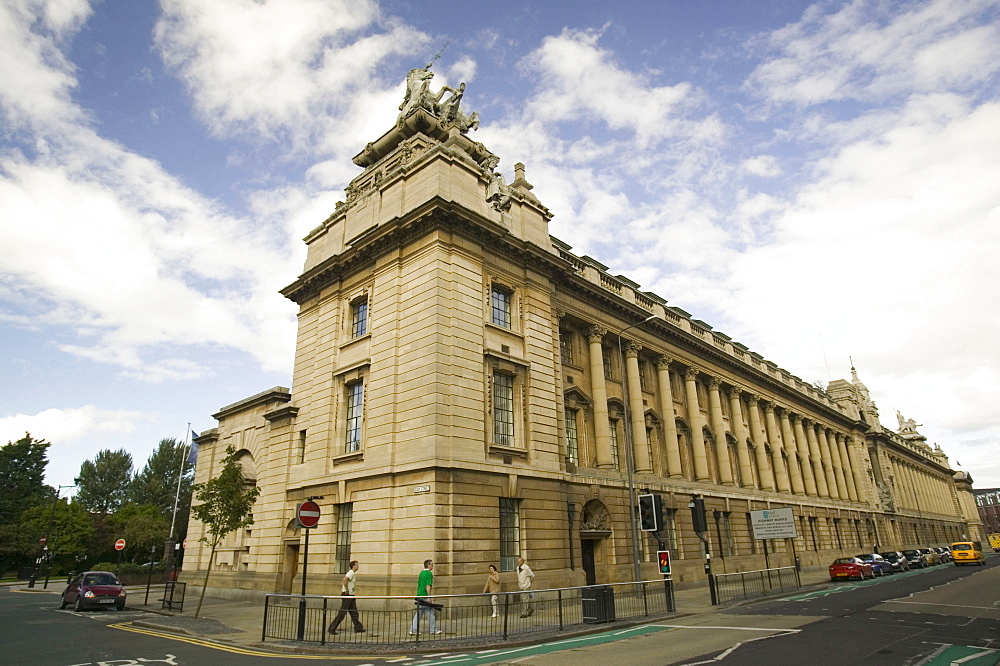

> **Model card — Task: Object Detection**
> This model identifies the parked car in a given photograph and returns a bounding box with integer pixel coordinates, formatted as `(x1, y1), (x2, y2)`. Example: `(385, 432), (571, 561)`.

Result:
(829, 557), (874, 581)
(933, 547), (952, 563)
(902, 549), (930, 568)
(879, 551), (911, 573)
(60, 571), (126, 611)
(918, 548), (941, 565)
(856, 553), (893, 576)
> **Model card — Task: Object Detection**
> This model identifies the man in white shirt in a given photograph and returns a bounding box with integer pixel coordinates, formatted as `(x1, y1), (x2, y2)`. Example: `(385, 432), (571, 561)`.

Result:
(516, 556), (535, 618)
(328, 561), (365, 634)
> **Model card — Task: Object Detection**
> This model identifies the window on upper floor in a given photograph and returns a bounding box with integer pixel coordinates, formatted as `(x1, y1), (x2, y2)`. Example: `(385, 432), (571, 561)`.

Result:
(491, 285), (512, 329)
(350, 297), (368, 338)
(492, 372), (515, 447)
(565, 408), (579, 464)
(345, 380), (364, 453)
(559, 330), (574, 365)
(609, 418), (620, 468)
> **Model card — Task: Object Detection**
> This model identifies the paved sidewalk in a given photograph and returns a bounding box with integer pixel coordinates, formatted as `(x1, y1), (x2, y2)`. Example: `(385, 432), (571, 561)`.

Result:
(73, 567), (834, 653)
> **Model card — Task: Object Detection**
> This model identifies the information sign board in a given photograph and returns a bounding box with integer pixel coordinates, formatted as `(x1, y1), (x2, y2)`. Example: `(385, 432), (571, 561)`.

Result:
(749, 508), (797, 539)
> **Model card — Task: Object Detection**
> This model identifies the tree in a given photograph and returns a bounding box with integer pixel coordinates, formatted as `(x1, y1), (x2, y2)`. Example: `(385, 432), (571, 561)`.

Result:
(19, 499), (94, 573)
(0, 434), (52, 571)
(190, 446), (259, 618)
(109, 503), (169, 560)
(75, 449), (134, 514)
(129, 438), (193, 545)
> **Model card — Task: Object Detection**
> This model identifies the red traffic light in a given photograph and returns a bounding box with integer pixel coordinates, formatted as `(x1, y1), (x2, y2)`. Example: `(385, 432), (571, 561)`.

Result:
(657, 550), (671, 575)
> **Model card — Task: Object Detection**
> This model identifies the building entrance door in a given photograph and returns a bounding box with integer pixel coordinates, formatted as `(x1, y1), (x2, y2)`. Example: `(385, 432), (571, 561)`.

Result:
(280, 542), (299, 594)
(581, 539), (597, 586)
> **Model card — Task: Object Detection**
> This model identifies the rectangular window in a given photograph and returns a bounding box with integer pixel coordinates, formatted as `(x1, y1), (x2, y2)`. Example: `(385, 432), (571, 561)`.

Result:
(491, 286), (511, 328)
(639, 360), (648, 391)
(833, 518), (844, 549)
(499, 498), (520, 572)
(565, 408), (579, 464)
(345, 381), (364, 452)
(351, 298), (368, 337)
(559, 330), (573, 365)
(808, 516), (818, 550)
(609, 418), (620, 468)
(746, 513), (758, 554)
(661, 508), (677, 551)
(297, 429), (306, 464)
(602, 346), (613, 379)
(717, 511), (733, 557)
(493, 373), (515, 447)
(335, 503), (353, 573)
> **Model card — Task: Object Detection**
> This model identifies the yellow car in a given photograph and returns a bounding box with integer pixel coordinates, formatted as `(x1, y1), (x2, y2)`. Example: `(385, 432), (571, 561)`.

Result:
(950, 541), (985, 566)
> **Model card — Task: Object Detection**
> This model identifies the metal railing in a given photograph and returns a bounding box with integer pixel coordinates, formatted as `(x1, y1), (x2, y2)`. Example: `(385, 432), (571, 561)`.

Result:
(263, 578), (675, 645)
(713, 566), (800, 605)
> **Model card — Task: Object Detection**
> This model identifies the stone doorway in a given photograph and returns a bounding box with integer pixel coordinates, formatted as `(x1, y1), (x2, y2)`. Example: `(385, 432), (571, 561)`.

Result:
(579, 499), (611, 585)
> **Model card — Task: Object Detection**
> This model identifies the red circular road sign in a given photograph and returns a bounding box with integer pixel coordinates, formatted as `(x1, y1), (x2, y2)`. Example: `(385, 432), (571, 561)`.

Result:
(182, 538), (187, 549)
(114, 539), (126, 551)
(296, 500), (321, 528)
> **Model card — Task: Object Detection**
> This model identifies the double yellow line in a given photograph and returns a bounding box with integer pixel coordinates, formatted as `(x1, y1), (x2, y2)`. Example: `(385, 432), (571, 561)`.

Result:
(111, 622), (397, 660)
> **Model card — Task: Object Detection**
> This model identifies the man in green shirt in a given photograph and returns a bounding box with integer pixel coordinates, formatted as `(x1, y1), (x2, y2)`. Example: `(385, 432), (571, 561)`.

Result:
(409, 559), (441, 635)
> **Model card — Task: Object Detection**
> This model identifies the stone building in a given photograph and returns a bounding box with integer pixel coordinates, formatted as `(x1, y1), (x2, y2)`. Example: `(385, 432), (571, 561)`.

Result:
(975, 488), (1000, 536)
(183, 70), (982, 599)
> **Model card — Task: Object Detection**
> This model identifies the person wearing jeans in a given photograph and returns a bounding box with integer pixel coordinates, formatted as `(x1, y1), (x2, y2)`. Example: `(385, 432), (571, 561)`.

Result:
(409, 559), (441, 635)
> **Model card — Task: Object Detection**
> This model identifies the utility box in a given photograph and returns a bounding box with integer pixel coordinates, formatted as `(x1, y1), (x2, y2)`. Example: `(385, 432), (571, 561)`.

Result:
(582, 585), (616, 623)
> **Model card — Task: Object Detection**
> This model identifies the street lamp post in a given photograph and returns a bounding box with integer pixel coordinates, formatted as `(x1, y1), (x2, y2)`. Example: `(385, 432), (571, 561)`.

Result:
(617, 314), (656, 584)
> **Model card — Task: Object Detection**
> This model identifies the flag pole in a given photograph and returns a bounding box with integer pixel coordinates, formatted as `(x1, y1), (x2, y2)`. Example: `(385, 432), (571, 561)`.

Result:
(169, 424), (192, 541)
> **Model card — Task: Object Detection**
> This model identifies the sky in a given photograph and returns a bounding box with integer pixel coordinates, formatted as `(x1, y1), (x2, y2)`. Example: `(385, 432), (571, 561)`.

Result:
(2, 0), (999, 492)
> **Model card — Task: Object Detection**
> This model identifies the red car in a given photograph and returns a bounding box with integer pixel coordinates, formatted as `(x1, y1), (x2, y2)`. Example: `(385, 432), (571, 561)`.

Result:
(60, 571), (127, 611)
(829, 557), (874, 581)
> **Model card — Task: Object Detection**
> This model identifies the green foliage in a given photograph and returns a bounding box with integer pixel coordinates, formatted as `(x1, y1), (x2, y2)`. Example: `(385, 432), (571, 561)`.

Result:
(18, 499), (94, 573)
(191, 446), (260, 550)
(0, 434), (50, 520)
(191, 445), (259, 617)
(75, 449), (134, 514)
(109, 503), (169, 556)
(0, 434), (52, 571)
(128, 438), (192, 540)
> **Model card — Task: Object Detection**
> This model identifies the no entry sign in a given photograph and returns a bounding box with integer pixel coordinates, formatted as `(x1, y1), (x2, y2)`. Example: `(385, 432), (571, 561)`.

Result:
(114, 539), (126, 551)
(296, 500), (321, 528)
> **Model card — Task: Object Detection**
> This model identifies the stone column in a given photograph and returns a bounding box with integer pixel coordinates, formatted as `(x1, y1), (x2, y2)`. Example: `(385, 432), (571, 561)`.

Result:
(818, 426), (839, 499)
(587, 326), (613, 468)
(847, 437), (868, 504)
(825, 429), (849, 500)
(747, 394), (774, 490)
(727, 386), (754, 488)
(624, 341), (651, 473)
(707, 378), (735, 485)
(655, 356), (683, 478)
(763, 403), (790, 492)
(836, 433), (859, 501)
(684, 368), (711, 481)
(806, 424), (829, 498)
(792, 416), (817, 496)
(779, 410), (805, 495)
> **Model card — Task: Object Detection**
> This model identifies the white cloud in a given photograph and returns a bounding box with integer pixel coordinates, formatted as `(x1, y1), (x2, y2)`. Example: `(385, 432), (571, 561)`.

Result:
(741, 155), (781, 177)
(154, 0), (426, 156)
(747, 0), (1000, 107)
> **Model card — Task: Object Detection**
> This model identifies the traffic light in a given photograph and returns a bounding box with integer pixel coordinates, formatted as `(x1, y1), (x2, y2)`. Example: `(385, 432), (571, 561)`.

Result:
(657, 550), (671, 575)
(638, 493), (658, 532)
(689, 495), (707, 533)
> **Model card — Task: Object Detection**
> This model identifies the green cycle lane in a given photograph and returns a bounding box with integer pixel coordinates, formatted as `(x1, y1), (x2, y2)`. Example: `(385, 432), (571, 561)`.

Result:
(921, 645), (1000, 665)
(405, 625), (670, 665)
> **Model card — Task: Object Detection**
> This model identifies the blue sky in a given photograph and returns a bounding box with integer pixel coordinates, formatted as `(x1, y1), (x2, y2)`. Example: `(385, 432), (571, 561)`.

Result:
(2, 0), (999, 490)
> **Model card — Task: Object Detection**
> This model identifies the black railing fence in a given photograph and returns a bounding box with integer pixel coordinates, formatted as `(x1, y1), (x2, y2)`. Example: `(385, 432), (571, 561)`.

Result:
(712, 565), (800, 605)
(263, 578), (675, 645)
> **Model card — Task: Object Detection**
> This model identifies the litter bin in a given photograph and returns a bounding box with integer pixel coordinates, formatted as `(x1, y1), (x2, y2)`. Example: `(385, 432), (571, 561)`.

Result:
(582, 585), (615, 623)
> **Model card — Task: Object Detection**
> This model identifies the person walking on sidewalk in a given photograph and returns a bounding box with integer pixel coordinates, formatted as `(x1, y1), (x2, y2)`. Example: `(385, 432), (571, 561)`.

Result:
(409, 559), (442, 635)
(516, 556), (534, 618)
(328, 561), (365, 634)
(483, 564), (501, 617)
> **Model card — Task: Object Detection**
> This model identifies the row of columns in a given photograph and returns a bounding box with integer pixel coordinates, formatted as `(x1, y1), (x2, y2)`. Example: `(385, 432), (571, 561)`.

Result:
(889, 456), (953, 516)
(583, 326), (863, 502)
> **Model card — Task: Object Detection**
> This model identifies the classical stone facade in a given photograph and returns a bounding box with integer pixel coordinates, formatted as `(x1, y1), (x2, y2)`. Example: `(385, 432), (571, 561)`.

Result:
(183, 71), (982, 599)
